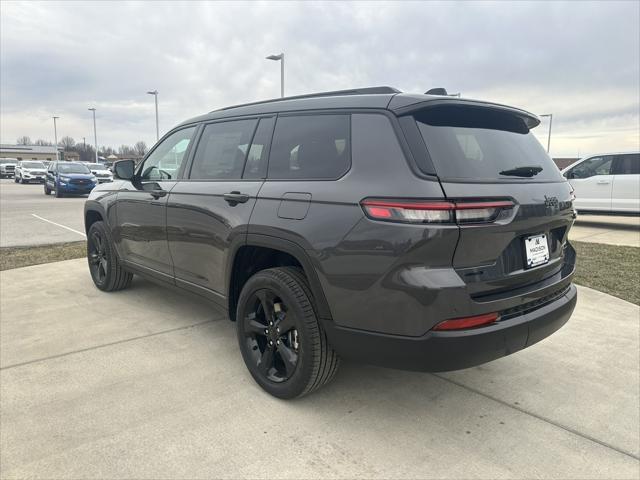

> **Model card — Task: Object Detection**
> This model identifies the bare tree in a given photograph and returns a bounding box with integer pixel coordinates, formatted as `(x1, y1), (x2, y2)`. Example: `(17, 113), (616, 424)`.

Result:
(16, 136), (32, 145)
(100, 146), (115, 156)
(34, 139), (53, 146)
(59, 136), (76, 150)
(134, 141), (147, 156)
(119, 145), (135, 156)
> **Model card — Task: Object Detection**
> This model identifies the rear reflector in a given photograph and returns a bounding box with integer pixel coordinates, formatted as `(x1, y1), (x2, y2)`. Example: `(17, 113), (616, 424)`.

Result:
(361, 199), (514, 224)
(432, 312), (499, 331)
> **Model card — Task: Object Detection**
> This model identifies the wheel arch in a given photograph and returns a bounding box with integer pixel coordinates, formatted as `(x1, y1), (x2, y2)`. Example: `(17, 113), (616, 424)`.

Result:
(227, 234), (333, 323)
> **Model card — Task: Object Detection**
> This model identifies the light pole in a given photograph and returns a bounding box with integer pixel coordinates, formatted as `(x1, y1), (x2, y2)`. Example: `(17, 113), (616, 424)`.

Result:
(147, 90), (159, 142)
(540, 113), (553, 154)
(52, 116), (59, 161)
(266, 53), (284, 98)
(88, 108), (98, 162)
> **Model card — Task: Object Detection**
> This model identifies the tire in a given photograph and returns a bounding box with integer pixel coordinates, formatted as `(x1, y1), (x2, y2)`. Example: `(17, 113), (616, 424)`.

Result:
(87, 221), (133, 292)
(44, 184), (51, 195)
(236, 267), (340, 399)
(55, 186), (63, 198)
(14, 176), (19, 183)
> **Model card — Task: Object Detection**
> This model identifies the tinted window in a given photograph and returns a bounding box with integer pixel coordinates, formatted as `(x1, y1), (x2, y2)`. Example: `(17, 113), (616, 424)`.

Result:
(189, 120), (257, 180)
(243, 117), (275, 179)
(613, 154), (640, 175)
(141, 127), (195, 180)
(268, 115), (350, 179)
(415, 106), (563, 182)
(569, 156), (614, 179)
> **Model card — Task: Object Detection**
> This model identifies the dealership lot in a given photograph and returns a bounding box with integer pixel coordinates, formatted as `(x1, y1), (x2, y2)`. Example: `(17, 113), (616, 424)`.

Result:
(0, 179), (86, 247)
(0, 259), (638, 479)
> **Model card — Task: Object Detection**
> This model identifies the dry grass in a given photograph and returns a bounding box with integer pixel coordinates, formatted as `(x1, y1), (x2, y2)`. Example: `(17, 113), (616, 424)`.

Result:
(572, 241), (639, 305)
(0, 241), (86, 271)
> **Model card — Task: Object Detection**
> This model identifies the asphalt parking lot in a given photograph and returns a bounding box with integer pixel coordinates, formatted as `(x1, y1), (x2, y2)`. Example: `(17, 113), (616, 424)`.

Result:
(1, 259), (638, 479)
(0, 179), (86, 247)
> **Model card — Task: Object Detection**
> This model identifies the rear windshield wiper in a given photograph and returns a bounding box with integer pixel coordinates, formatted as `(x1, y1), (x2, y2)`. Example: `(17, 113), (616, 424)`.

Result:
(499, 165), (543, 177)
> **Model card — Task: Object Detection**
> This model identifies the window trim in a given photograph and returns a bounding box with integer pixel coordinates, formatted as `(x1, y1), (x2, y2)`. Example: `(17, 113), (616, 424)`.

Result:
(265, 111), (353, 182)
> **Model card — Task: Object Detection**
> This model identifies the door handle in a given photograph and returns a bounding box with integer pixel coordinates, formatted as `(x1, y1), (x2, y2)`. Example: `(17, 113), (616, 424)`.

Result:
(150, 189), (167, 199)
(597, 180), (611, 185)
(223, 191), (250, 205)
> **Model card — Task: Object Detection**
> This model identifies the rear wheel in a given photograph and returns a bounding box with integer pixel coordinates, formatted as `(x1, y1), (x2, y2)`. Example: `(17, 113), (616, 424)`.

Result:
(236, 267), (340, 399)
(87, 221), (132, 291)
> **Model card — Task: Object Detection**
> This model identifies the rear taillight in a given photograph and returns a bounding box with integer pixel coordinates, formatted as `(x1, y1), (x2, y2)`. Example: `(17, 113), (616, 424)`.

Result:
(432, 312), (499, 331)
(361, 199), (514, 224)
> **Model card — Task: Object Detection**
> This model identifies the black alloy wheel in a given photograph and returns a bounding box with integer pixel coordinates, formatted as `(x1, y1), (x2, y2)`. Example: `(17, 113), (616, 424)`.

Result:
(86, 221), (132, 292)
(242, 288), (300, 383)
(88, 229), (109, 287)
(236, 267), (340, 399)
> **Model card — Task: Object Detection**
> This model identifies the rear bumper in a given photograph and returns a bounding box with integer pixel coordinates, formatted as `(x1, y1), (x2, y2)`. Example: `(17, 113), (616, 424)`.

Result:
(323, 283), (576, 372)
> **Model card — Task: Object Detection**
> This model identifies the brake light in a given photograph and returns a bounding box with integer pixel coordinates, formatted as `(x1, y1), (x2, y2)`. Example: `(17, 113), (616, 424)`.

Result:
(432, 312), (499, 331)
(361, 199), (514, 224)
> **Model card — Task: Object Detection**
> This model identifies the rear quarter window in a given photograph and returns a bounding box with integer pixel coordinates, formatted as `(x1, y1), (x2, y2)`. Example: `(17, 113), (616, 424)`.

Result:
(414, 105), (563, 182)
(268, 114), (350, 179)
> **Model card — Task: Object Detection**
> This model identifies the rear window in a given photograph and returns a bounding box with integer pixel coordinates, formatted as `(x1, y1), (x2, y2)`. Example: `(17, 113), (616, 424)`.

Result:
(268, 114), (350, 179)
(414, 106), (563, 182)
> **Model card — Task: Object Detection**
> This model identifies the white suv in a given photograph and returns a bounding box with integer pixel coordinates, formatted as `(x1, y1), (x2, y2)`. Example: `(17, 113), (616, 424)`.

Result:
(0, 158), (18, 178)
(562, 152), (639, 214)
(14, 160), (47, 184)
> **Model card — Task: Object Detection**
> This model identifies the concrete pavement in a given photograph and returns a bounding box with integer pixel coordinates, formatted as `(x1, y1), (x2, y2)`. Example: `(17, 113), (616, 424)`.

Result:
(1, 259), (638, 479)
(570, 214), (640, 247)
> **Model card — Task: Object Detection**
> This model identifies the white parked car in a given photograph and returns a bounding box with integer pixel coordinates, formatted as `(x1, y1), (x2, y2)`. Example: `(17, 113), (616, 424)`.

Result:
(0, 158), (18, 178)
(84, 162), (113, 183)
(562, 152), (639, 214)
(14, 160), (47, 184)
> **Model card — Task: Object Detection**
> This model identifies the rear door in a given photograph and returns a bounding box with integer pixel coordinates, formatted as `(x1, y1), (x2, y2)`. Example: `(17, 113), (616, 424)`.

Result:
(412, 104), (575, 297)
(611, 153), (640, 213)
(565, 155), (615, 211)
(167, 117), (274, 299)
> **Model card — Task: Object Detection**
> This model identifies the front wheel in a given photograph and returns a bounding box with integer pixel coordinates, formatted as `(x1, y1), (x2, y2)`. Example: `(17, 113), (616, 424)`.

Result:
(236, 267), (340, 399)
(87, 221), (133, 291)
(44, 184), (51, 195)
(14, 176), (19, 183)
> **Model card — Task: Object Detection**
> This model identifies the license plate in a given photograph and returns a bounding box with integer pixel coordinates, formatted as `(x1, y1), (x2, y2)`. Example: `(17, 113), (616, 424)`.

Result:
(524, 234), (549, 268)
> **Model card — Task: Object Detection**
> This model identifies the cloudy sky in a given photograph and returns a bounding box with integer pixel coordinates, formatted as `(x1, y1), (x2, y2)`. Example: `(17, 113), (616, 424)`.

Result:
(1, 0), (638, 157)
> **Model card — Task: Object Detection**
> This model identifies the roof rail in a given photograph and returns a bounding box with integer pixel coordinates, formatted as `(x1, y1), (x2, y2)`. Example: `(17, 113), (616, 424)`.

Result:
(213, 86), (401, 112)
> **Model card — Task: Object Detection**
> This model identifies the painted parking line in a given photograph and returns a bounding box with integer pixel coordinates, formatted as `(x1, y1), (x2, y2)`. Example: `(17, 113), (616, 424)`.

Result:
(30, 214), (86, 238)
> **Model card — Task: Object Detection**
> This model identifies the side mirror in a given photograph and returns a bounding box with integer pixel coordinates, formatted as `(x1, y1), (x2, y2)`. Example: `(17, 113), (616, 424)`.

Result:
(113, 159), (135, 180)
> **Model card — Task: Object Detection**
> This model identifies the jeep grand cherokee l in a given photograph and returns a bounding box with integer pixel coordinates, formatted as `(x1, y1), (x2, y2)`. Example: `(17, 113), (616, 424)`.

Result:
(84, 87), (577, 399)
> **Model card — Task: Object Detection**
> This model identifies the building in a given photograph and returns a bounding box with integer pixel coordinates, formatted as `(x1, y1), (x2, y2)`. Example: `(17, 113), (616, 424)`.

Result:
(552, 157), (580, 170)
(63, 151), (80, 162)
(0, 144), (61, 162)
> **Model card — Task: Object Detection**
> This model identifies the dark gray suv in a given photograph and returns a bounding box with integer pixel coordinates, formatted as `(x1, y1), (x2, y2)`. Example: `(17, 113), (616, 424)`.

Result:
(84, 87), (577, 398)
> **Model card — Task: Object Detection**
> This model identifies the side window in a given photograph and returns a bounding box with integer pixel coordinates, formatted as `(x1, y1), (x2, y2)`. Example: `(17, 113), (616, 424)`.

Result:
(141, 127), (196, 181)
(243, 117), (275, 179)
(613, 154), (640, 175)
(569, 156), (613, 179)
(268, 114), (350, 179)
(189, 120), (257, 180)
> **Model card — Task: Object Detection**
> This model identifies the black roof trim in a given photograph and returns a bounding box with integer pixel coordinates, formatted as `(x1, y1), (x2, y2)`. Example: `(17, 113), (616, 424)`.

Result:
(213, 86), (401, 113)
